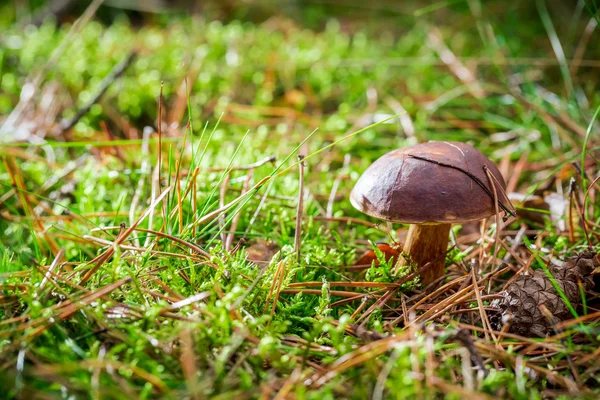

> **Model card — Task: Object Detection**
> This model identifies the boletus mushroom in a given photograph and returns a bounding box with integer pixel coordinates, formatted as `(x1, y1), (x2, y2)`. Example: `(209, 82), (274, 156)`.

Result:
(350, 141), (515, 286)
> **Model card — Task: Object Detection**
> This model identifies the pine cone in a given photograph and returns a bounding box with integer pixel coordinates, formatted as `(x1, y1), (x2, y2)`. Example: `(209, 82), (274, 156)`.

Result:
(490, 251), (598, 337)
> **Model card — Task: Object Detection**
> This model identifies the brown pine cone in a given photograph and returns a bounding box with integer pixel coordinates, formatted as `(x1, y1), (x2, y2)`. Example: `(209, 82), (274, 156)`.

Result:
(490, 251), (598, 337)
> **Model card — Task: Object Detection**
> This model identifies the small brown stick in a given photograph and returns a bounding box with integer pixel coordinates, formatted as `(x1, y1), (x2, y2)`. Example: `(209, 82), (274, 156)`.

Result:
(471, 260), (497, 342)
(294, 155), (306, 264)
(503, 225), (527, 263)
(403, 275), (470, 315)
(581, 174), (600, 249)
(484, 165), (503, 268)
(495, 247), (522, 275)
(38, 249), (65, 299)
(557, 310), (600, 330)
(349, 297), (369, 321)
(280, 289), (374, 298)
(455, 322), (536, 344)
(267, 260), (288, 322)
(326, 154), (351, 218)
(331, 290), (389, 308)
(59, 52), (136, 134)
(412, 284), (476, 325)
(400, 295), (410, 328)
(447, 308), (498, 316)
(568, 178), (577, 244)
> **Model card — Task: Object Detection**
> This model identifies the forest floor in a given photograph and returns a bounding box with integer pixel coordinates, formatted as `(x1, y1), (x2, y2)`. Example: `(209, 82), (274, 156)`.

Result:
(1, 1), (600, 398)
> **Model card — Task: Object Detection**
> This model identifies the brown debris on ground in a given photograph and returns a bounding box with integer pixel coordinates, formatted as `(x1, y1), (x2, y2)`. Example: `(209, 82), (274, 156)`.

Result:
(246, 239), (281, 265)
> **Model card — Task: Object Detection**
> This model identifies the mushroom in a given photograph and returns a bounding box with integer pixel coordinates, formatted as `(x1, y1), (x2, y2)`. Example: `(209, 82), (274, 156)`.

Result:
(350, 141), (514, 286)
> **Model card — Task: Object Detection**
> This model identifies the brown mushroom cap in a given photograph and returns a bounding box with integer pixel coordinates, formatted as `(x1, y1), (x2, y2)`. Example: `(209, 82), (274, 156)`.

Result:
(350, 141), (511, 224)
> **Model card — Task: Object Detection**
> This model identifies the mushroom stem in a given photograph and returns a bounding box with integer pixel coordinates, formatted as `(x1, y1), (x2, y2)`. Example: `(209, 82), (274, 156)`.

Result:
(397, 223), (451, 285)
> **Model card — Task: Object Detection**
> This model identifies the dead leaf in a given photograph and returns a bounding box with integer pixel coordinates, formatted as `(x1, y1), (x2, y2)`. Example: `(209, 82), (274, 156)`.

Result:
(354, 243), (401, 266)
(246, 240), (280, 265)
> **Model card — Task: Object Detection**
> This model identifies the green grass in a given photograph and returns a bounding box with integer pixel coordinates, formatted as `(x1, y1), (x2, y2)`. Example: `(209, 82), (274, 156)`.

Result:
(1, 1), (600, 398)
